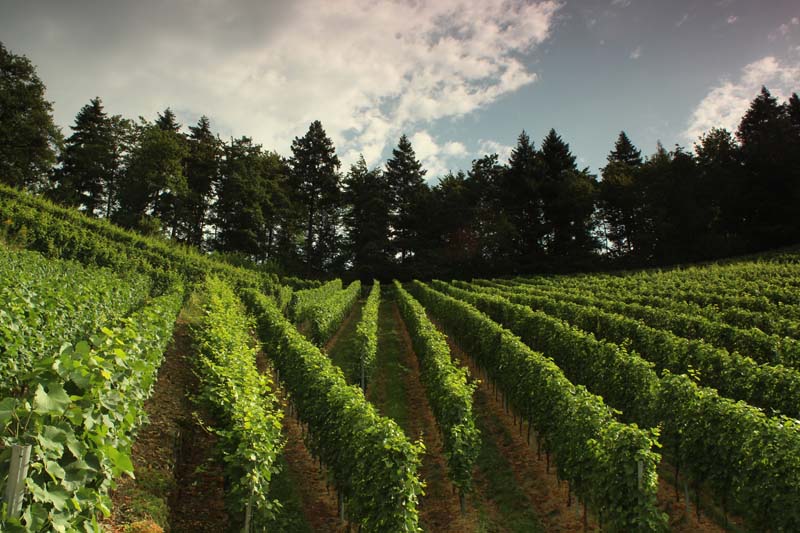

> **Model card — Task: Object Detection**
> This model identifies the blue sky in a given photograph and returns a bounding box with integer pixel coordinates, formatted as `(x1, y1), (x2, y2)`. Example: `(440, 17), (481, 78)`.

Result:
(2, 0), (799, 181)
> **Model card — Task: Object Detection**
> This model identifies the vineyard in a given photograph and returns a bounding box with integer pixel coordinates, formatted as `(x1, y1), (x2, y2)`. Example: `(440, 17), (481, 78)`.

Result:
(1, 183), (799, 533)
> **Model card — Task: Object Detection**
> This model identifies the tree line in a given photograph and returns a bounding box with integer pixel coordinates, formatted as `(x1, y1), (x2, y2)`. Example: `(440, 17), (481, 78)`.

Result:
(2, 41), (799, 280)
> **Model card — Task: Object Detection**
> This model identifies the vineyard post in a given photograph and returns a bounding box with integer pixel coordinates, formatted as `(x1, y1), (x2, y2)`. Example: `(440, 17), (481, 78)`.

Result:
(244, 477), (254, 533)
(4, 444), (31, 519)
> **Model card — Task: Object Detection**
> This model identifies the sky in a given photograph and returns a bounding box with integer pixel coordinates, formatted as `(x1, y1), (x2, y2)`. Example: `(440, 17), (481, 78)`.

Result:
(2, 0), (799, 182)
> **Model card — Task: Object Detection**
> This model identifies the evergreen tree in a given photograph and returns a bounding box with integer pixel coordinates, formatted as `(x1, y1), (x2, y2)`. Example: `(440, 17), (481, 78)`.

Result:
(155, 107), (181, 133)
(114, 119), (188, 233)
(787, 93), (800, 132)
(384, 134), (428, 265)
(429, 170), (480, 277)
(599, 131), (643, 256)
(607, 131), (642, 166)
(0, 42), (62, 190)
(343, 155), (391, 280)
(736, 86), (798, 248)
(214, 137), (268, 257)
(539, 129), (596, 256)
(289, 120), (341, 274)
(468, 153), (515, 275)
(502, 131), (545, 263)
(52, 97), (117, 215)
(694, 127), (744, 252)
(180, 116), (222, 247)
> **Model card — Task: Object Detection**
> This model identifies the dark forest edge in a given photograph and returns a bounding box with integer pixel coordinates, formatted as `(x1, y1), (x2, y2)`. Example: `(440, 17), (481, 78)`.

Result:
(3, 41), (800, 281)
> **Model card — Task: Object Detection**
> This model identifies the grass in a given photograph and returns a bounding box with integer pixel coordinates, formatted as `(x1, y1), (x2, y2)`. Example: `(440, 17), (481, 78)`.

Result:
(367, 294), (412, 433)
(471, 388), (545, 533)
(326, 299), (365, 385)
(264, 456), (315, 533)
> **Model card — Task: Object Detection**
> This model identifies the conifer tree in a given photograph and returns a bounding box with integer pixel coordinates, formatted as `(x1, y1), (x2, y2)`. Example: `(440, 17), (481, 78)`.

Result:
(0, 42), (62, 190)
(736, 86), (797, 247)
(502, 131), (545, 262)
(384, 134), (428, 265)
(599, 131), (643, 255)
(540, 129), (596, 256)
(180, 116), (221, 247)
(214, 137), (267, 256)
(289, 120), (341, 273)
(53, 97), (117, 215)
(114, 119), (188, 233)
(343, 155), (391, 280)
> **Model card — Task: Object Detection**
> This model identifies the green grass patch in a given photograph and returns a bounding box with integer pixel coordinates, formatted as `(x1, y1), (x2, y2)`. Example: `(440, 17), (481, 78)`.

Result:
(367, 296), (412, 434)
(472, 390), (545, 533)
(326, 300), (365, 383)
(264, 455), (314, 533)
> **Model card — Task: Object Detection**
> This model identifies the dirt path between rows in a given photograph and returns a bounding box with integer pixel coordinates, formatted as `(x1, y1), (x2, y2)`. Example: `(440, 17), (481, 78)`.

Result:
(444, 335), (594, 533)
(105, 319), (229, 533)
(390, 304), (481, 532)
(273, 382), (344, 532)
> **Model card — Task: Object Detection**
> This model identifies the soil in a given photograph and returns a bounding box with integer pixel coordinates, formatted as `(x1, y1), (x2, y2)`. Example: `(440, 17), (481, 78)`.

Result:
(272, 380), (344, 532)
(445, 335), (595, 533)
(104, 320), (229, 533)
(390, 304), (481, 532)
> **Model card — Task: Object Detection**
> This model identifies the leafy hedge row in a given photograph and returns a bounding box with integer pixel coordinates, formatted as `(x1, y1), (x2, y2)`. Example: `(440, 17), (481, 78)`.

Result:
(288, 279), (342, 323)
(352, 281), (380, 391)
(467, 281), (800, 419)
(241, 289), (423, 533)
(0, 283), (184, 531)
(0, 247), (151, 397)
(394, 281), (480, 500)
(494, 277), (800, 339)
(447, 281), (800, 531)
(437, 281), (660, 426)
(0, 183), (278, 294)
(191, 277), (284, 530)
(307, 281), (361, 345)
(504, 279), (800, 369)
(407, 281), (667, 532)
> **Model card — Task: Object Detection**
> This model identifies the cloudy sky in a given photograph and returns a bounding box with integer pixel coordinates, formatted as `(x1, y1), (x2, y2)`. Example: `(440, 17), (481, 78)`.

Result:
(2, 0), (799, 180)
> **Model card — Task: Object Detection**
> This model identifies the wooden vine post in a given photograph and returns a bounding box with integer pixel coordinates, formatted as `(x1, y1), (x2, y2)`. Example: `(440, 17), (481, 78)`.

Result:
(4, 444), (32, 519)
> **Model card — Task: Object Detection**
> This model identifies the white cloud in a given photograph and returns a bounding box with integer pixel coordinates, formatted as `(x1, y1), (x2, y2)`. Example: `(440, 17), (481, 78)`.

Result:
(726, 15), (738, 24)
(478, 139), (513, 164)
(684, 56), (800, 140)
(610, 0), (631, 8)
(409, 131), (467, 180)
(630, 46), (642, 59)
(676, 13), (689, 27)
(9, 0), (561, 171)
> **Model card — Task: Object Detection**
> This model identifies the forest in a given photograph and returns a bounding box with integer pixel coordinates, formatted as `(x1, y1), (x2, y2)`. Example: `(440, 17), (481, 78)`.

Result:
(3, 40), (800, 280)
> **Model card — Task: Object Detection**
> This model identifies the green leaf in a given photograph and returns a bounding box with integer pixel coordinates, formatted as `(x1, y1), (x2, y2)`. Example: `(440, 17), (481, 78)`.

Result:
(0, 397), (17, 427)
(32, 382), (71, 416)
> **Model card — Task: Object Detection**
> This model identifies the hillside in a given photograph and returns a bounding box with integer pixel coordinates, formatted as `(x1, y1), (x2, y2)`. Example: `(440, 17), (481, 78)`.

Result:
(0, 186), (799, 532)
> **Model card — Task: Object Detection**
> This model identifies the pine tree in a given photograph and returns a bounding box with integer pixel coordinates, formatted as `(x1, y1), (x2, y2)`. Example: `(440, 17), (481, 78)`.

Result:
(343, 155), (391, 280)
(53, 97), (117, 215)
(607, 131), (643, 167)
(600, 131), (643, 256)
(155, 107), (181, 133)
(289, 120), (341, 273)
(502, 130), (545, 262)
(788, 93), (800, 132)
(180, 116), (221, 247)
(468, 153), (515, 274)
(0, 42), (62, 190)
(214, 137), (267, 256)
(114, 120), (188, 233)
(539, 129), (596, 256)
(694, 127), (743, 251)
(384, 134), (428, 265)
(736, 86), (797, 248)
